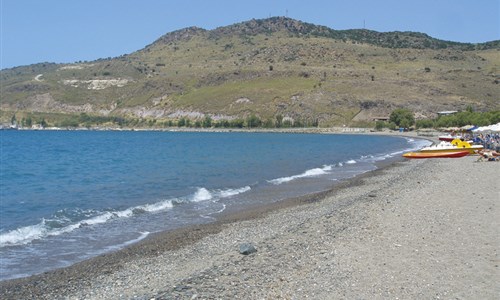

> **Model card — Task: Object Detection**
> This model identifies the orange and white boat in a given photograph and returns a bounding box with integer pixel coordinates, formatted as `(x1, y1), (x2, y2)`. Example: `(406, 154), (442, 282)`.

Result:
(419, 139), (483, 154)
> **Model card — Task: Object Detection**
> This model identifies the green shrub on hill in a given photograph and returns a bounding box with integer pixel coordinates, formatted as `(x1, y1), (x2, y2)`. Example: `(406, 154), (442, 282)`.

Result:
(389, 108), (415, 128)
(412, 110), (500, 129)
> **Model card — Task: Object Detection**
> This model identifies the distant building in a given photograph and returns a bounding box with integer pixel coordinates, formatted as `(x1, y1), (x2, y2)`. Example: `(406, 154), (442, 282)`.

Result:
(372, 116), (390, 122)
(437, 110), (458, 116)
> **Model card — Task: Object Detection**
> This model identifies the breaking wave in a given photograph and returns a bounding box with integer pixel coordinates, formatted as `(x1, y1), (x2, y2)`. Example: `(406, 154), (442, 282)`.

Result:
(267, 136), (430, 186)
(0, 186), (251, 247)
(268, 165), (332, 185)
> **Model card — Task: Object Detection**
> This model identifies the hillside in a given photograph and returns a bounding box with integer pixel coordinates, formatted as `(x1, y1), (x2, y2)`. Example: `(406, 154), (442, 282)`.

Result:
(1, 17), (499, 127)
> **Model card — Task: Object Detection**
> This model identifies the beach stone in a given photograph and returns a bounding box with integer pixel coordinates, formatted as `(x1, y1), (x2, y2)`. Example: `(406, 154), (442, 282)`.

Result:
(239, 243), (257, 255)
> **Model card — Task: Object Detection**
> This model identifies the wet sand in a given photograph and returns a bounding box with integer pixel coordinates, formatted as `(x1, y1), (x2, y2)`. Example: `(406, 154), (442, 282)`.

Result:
(1, 136), (498, 299)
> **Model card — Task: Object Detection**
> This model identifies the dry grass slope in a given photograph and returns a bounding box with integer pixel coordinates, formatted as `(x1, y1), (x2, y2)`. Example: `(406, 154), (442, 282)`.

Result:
(1, 17), (499, 126)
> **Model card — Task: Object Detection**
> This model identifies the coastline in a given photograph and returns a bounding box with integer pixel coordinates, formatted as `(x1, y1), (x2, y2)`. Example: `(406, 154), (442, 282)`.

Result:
(2, 132), (498, 298)
(4, 125), (440, 136)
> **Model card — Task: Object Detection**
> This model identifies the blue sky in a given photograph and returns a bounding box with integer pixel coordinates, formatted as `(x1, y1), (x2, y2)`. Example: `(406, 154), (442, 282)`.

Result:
(1, 0), (499, 69)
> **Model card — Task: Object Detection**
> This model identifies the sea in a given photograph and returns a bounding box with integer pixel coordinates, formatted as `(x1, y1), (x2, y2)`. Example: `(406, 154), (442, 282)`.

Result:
(0, 130), (430, 280)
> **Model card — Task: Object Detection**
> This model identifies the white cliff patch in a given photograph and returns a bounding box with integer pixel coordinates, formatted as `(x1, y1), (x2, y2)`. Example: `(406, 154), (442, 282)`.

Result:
(150, 94), (170, 106)
(62, 79), (130, 90)
(167, 110), (234, 120)
(98, 103), (118, 116)
(58, 64), (94, 70)
(235, 97), (252, 104)
(116, 107), (167, 118)
(167, 110), (206, 119)
(23, 93), (95, 113)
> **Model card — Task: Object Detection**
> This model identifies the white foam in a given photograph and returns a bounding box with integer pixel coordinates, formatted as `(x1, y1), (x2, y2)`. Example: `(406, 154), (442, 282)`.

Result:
(303, 167), (329, 176)
(113, 209), (135, 218)
(389, 150), (406, 156)
(192, 188), (213, 202)
(104, 231), (150, 251)
(346, 160), (357, 164)
(0, 199), (174, 247)
(191, 186), (251, 202)
(360, 154), (387, 162)
(0, 186), (250, 247)
(137, 199), (174, 212)
(123, 231), (149, 246)
(217, 186), (251, 198)
(269, 166), (330, 185)
(215, 203), (227, 214)
(0, 222), (48, 246)
(81, 212), (115, 226)
(322, 165), (333, 171)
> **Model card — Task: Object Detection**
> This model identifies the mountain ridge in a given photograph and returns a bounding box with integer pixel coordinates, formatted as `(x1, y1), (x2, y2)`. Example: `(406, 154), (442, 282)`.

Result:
(1, 17), (499, 127)
(147, 17), (498, 51)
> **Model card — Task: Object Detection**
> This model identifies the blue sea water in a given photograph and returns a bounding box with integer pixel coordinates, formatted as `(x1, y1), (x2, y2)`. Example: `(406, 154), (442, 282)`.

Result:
(0, 130), (430, 280)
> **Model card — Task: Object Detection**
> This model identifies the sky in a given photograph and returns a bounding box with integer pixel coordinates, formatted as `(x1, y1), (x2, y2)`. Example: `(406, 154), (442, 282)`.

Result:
(1, 0), (499, 69)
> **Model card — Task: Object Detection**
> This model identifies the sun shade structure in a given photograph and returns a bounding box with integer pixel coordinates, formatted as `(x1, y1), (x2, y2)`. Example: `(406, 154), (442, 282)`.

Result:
(472, 122), (500, 132)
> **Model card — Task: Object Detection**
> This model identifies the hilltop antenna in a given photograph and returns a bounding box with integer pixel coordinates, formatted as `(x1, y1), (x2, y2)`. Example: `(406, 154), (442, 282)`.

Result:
(363, 19), (366, 29)
(286, 9), (288, 17)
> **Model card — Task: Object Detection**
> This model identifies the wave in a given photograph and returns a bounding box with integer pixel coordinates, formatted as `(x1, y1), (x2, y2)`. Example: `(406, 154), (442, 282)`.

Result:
(218, 186), (251, 198)
(268, 157), (377, 185)
(385, 139), (432, 158)
(191, 187), (213, 202)
(268, 137), (431, 186)
(103, 231), (150, 252)
(356, 138), (432, 163)
(268, 165), (332, 185)
(190, 186), (252, 202)
(0, 186), (251, 247)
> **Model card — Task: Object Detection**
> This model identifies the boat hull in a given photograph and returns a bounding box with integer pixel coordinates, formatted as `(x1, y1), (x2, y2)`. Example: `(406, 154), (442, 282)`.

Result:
(438, 136), (461, 142)
(419, 146), (482, 154)
(403, 151), (470, 159)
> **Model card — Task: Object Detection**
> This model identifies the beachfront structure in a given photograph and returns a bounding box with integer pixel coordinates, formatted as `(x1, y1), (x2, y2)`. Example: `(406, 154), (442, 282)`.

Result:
(437, 110), (458, 116)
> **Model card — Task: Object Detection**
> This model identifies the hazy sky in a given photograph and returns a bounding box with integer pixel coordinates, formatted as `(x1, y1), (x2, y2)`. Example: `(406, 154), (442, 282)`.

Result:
(1, 0), (499, 69)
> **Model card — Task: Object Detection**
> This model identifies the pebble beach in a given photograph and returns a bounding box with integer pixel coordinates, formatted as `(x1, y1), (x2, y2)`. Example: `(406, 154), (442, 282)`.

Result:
(1, 141), (498, 299)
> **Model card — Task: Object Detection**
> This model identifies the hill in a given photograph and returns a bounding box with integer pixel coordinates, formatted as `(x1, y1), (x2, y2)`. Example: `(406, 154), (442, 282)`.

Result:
(1, 17), (499, 128)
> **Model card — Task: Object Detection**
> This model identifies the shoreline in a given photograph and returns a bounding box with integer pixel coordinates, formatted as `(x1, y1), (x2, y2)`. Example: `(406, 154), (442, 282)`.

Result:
(3, 125), (442, 137)
(0, 133), (438, 294)
(0, 132), (424, 277)
(0, 156), (407, 296)
(0, 136), (500, 299)
(2, 146), (497, 298)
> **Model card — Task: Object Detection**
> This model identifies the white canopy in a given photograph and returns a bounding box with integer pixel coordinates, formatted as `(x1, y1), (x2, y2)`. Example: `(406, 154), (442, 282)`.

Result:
(472, 122), (500, 132)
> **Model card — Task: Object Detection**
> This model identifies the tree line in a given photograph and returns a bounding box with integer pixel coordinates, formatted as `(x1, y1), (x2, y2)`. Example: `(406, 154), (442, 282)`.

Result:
(13, 113), (319, 129)
(11, 108), (499, 130)
(375, 108), (500, 130)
